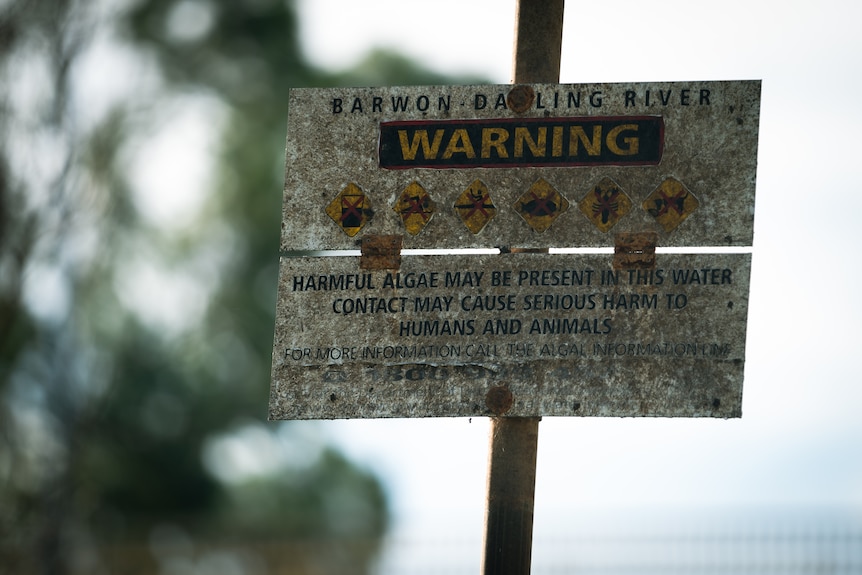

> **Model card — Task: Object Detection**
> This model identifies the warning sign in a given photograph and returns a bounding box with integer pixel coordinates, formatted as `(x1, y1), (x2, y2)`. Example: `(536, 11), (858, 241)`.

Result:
(270, 252), (751, 419)
(394, 181), (435, 235)
(325, 183), (372, 237)
(279, 81), (760, 251)
(272, 80), (761, 420)
(377, 116), (664, 169)
(578, 177), (632, 233)
(513, 178), (569, 233)
(643, 177), (699, 232)
(454, 180), (496, 234)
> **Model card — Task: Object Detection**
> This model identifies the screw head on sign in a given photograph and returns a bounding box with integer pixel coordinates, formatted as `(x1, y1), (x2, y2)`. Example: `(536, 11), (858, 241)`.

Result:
(454, 179), (496, 234)
(642, 177), (699, 232)
(506, 85), (535, 114)
(393, 181), (435, 236)
(513, 178), (569, 233)
(325, 182), (372, 237)
(578, 177), (632, 233)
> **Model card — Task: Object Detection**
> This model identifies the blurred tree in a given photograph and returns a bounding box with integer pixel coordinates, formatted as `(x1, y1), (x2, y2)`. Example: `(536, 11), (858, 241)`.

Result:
(0, 0), (482, 573)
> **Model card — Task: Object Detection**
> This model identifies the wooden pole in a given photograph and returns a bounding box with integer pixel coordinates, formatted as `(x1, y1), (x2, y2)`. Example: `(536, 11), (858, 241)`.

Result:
(481, 2), (565, 574)
(511, 0), (564, 84)
(482, 416), (541, 575)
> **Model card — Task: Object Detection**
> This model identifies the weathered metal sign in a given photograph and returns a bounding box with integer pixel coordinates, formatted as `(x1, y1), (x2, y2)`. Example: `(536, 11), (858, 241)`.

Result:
(270, 81), (761, 420)
(270, 253), (750, 419)
(279, 81), (760, 250)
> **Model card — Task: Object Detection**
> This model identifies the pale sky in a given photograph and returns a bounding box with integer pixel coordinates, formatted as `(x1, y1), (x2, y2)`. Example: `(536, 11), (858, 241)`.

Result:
(291, 0), (862, 544)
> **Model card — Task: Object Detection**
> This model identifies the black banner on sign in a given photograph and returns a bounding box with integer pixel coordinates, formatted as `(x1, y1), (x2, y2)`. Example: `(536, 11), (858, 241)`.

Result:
(379, 116), (664, 169)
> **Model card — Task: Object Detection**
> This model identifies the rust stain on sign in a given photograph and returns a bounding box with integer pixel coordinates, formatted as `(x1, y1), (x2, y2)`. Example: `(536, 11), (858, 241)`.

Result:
(613, 232), (658, 270)
(360, 235), (402, 270)
(507, 85), (535, 114)
(486, 385), (514, 415)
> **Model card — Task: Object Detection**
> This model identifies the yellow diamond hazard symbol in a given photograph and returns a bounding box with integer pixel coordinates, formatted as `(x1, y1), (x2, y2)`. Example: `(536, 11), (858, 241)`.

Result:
(578, 177), (632, 233)
(394, 181), (435, 236)
(325, 182), (372, 237)
(513, 178), (569, 233)
(643, 177), (699, 232)
(454, 179), (496, 234)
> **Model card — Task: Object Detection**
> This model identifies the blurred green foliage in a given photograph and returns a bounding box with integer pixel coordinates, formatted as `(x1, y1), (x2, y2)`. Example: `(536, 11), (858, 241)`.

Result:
(0, 0), (482, 573)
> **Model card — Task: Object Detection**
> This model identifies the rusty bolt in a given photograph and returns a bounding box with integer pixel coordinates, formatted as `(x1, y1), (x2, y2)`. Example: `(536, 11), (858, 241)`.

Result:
(507, 85), (535, 114)
(485, 385), (514, 415)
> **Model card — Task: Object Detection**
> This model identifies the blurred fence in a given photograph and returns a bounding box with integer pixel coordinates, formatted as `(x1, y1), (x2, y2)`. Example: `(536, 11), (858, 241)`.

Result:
(531, 529), (862, 575)
(18, 515), (859, 574)
(378, 523), (862, 574)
